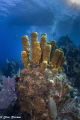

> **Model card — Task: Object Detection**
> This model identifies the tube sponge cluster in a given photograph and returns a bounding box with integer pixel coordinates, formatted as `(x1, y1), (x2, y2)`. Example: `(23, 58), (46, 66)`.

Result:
(21, 32), (66, 72)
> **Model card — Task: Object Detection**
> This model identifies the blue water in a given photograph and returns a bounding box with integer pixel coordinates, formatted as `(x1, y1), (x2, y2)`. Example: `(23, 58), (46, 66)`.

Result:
(0, 0), (80, 63)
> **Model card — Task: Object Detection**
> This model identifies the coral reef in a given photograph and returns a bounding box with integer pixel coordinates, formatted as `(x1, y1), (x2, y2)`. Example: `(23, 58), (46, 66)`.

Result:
(17, 64), (80, 120)
(57, 35), (80, 89)
(16, 32), (80, 120)
(57, 35), (73, 48)
(0, 34), (80, 120)
(0, 33), (80, 120)
(17, 65), (73, 120)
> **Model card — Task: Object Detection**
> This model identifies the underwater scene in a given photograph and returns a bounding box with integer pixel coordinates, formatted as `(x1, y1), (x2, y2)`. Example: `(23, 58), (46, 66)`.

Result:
(0, 0), (80, 120)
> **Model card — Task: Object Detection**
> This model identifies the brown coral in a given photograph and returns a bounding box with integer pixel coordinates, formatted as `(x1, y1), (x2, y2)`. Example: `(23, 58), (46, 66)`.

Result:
(18, 66), (54, 120)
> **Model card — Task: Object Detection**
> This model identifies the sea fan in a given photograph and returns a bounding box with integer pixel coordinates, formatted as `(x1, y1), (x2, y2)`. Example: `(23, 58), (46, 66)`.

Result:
(58, 98), (76, 117)
(0, 76), (16, 109)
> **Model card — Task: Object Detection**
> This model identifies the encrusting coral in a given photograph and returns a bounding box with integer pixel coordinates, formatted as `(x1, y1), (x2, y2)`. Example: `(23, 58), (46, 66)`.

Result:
(17, 65), (72, 120)
(16, 32), (75, 120)
(18, 67), (54, 120)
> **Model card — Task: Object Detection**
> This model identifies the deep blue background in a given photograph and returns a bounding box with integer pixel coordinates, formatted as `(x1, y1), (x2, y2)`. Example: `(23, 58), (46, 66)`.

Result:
(0, 0), (80, 63)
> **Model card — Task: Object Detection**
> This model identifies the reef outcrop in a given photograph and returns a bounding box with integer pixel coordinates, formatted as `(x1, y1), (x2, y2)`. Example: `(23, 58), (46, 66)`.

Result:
(16, 32), (77, 120)
(57, 35), (80, 89)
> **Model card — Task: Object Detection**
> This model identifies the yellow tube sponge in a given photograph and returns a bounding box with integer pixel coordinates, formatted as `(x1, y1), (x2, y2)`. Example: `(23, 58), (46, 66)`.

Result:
(31, 32), (41, 63)
(60, 56), (66, 67)
(21, 51), (29, 68)
(50, 40), (56, 47)
(31, 32), (38, 61)
(40, 33), (47, 62)
(50, 49), (61, 67)
(40, 33), (47, 52)
(31, 32), (38, 46)
(56, 51), (64, 68)
(50, 40), (56, 61)
(40, 61), (47, 72)
(32, 42), (41, 64)
(22, 36), (30, 56)
(43, 44), (51, 63)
